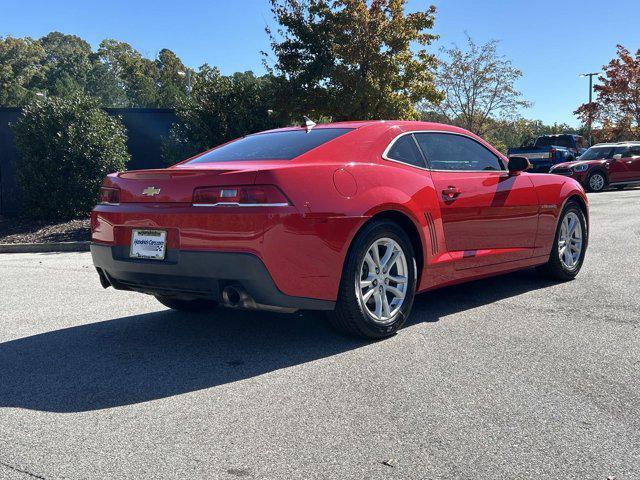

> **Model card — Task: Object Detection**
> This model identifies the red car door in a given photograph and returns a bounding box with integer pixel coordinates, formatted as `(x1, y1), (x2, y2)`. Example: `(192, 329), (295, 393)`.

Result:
(414, 132), (539, 270)
(618, 145), (640, 182)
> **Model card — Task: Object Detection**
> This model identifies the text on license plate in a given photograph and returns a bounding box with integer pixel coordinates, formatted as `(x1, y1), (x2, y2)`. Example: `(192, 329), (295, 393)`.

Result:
(130, 229), (167, 260)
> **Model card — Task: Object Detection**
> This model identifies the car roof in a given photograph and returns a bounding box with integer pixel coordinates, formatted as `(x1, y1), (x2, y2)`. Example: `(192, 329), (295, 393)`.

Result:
(591, 141), (640, 147)
(538, 134), (582, 138)
(258, 120), (466, 134)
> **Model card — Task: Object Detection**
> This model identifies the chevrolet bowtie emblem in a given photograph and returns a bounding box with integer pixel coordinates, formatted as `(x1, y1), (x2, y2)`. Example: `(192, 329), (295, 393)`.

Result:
(142, 186), (161, 196)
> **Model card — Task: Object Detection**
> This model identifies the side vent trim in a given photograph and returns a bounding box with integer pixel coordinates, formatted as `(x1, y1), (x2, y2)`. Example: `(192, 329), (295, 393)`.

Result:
(424, 212), (438, 254)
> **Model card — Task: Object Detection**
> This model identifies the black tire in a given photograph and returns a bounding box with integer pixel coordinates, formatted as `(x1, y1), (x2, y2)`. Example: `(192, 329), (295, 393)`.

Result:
(327, 220), (417, 339)
(585, 170), (607, 192)
(615, 185), (626, 191)
(155, 295), (218, 312)
(536, 201), (588, 281)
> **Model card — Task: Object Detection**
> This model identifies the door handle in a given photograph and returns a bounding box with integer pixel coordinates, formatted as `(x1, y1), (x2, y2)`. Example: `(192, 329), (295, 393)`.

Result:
(442, 186), (461, 200)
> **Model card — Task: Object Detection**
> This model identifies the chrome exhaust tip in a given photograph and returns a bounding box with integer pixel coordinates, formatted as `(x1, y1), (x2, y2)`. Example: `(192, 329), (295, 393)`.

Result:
(221, 285), (297, 313)
(221, 285), (256, 309)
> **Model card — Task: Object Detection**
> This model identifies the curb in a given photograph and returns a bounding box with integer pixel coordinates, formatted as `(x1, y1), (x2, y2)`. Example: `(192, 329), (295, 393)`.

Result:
(0, 241), (90, 254)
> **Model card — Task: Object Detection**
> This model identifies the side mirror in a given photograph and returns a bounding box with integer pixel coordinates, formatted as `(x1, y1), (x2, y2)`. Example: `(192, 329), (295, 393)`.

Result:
(508, 156), (531, 174)
(612, 154), (622, 160)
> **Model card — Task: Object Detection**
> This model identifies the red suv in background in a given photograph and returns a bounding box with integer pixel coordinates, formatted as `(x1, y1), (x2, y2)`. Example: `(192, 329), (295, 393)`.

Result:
(549, 142), (640, 192)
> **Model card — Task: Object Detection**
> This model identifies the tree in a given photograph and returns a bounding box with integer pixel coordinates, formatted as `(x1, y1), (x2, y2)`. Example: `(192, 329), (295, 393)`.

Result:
(11, 95), (130, 219)
(162, 66), (287, 164)
(85, 55), (130, 107)
(95, 39), (160, 107)
(38, 32), (93, 98)
(425, 35), (530, 135)
(156, 48), (189, 108)
(0, 32), (202, 109)
(0, 36), (46, 106)
(264, 0), (442, 120)
(574, 45), (640, 141)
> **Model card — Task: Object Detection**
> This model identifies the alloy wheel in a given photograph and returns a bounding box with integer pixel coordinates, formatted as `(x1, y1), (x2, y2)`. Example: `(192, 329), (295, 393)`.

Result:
(558, 211), (583, 270)
(357, 237), (408, 324)
(589, 173), (605, 191)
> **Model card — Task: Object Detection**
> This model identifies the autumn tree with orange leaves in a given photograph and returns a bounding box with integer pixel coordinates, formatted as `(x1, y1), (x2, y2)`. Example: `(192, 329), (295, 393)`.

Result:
(575, 45), (640, 142)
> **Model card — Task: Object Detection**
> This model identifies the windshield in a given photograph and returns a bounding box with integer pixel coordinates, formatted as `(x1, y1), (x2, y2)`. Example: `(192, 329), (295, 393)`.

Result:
(578, 146), (626, 160)
(187, 128), (354, 163)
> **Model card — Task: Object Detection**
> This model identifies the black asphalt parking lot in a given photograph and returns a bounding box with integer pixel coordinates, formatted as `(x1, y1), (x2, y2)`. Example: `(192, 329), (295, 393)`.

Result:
(1, 189), (639, 480)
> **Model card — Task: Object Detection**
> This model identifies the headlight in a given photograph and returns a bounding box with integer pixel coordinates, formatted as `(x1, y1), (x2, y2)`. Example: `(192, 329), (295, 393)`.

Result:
(572, 164), (589, 172)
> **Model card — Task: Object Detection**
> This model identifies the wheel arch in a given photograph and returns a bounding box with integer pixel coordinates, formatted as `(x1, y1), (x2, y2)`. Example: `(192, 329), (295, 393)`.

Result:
(564, 193), (589, 230)
(588, 166), (609, 185)
(342, 209), (425, 282)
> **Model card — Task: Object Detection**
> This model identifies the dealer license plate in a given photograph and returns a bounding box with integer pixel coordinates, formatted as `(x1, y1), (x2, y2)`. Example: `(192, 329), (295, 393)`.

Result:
(130, 229), (167, 260)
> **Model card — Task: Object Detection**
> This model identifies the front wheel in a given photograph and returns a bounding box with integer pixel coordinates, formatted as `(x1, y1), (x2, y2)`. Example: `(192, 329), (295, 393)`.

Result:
(155, 295), (218, 312)
(327, 220), (417, 339)
(536, 201), (587, 281)
(586, 171), (607, 192)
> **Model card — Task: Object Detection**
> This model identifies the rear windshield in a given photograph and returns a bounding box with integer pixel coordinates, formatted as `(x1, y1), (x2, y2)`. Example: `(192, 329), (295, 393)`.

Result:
(535, 135), (574, 148)
(187, 128), (354, 163)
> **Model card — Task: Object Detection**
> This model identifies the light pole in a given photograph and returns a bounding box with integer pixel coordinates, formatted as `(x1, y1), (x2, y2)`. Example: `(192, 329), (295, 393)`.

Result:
(579, 72), (599, 145)
(177, 70), (192, 97)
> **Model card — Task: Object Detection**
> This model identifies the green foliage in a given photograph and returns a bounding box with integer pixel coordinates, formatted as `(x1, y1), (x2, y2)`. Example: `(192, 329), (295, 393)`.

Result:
(0, 32), (190, 108)
(11, 95), (130, 219)
(0, 36), (46, 106)
(156, 48), (190, 108)
(38, 32), (93, 98)
(264, 0), (442, 120)
(97, 39), (160, 107)
(162, 67), (288, 164)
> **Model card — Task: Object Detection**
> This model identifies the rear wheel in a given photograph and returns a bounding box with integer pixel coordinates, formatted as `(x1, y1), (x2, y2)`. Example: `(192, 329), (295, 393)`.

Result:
(327, 220), (417, 339)
(586, 171), (607, 192)
(536, 201), (587, 281)
(155, 295), (218, 312)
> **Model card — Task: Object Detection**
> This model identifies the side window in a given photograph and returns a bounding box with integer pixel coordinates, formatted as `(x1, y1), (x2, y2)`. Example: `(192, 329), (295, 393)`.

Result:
(626, 146), (640, 157)
(385, 134), (426, 168)
(414, 133), (504, 171)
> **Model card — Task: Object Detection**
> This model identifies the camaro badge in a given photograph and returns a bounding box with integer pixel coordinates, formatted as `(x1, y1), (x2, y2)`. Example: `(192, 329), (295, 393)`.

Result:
(142, 186), (161, 196)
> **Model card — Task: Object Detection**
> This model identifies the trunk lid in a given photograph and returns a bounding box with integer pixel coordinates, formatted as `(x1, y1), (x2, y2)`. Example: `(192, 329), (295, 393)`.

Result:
(104, 166), (259, 203)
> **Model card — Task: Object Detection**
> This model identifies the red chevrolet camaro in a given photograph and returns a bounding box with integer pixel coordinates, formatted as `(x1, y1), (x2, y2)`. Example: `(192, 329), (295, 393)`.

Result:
(91, 120), (589, 338)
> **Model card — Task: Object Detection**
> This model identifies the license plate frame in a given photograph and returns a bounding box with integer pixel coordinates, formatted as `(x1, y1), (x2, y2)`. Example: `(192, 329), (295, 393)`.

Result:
(130, 229), (167, 260)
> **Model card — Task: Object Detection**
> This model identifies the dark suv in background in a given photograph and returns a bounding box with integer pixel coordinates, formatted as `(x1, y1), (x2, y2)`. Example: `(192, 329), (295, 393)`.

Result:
(549, 142), (640, 192)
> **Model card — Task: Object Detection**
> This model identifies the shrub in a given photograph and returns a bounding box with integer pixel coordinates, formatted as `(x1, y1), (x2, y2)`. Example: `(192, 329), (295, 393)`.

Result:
(161, 67), (288, 165)
(11, 94), (129, 219)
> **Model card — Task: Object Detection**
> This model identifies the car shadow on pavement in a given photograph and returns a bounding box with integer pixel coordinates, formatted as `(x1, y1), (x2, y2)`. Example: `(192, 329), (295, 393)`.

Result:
(0, 268), (555, 413)
(408, 268), (557, 327)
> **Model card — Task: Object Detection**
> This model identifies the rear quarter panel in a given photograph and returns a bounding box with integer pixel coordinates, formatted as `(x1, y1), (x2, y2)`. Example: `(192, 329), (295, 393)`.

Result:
(254, 125), (437, 295)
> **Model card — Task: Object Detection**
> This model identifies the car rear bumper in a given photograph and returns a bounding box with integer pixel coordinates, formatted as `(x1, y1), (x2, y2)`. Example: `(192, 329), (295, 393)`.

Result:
(91, 243), (335, 311)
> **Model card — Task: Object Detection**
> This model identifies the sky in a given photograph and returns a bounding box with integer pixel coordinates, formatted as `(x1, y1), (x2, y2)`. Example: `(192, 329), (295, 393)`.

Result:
(2, 0), (639, 126)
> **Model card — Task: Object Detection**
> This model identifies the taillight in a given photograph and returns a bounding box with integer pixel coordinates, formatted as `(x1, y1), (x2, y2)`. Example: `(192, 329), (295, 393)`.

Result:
(99, 187), (120, 204)
(549, 147), (556, 159)
(192, 185), (290, 206)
